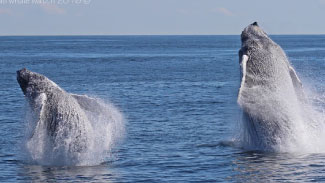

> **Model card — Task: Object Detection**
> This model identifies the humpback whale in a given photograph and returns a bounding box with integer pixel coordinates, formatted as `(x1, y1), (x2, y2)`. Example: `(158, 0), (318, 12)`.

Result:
(237, 22), (306, 151)
(17, 68), (124, 165)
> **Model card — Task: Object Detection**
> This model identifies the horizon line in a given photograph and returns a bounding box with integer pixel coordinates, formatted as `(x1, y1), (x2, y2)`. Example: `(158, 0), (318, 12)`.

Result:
(0, 33), (325, 37)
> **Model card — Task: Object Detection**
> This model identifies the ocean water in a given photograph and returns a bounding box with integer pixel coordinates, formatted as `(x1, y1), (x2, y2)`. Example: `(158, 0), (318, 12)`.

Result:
(1, 35), (325, 182)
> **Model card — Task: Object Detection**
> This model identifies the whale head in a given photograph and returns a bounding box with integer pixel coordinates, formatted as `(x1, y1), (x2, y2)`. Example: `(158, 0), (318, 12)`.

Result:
(239, 22), (278, 61)
(17, 68), (61, 99)
(238, 22), (289, 83)
(240, 22), (268, 45)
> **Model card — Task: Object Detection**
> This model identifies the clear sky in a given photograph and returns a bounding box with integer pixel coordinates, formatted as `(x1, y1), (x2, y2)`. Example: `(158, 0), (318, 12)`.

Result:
(0, 0), (324, 35)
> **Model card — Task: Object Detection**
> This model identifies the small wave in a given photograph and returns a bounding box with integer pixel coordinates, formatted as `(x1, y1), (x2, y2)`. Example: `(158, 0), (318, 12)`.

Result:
(196, 140), (238, 148)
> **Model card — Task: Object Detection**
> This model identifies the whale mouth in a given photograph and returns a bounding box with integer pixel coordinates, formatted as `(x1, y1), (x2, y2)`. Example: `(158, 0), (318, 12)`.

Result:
(17, 68), (29, 95)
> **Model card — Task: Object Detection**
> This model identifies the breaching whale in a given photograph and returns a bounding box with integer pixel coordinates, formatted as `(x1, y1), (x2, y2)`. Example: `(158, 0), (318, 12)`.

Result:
(17, 68), (124, 165)
(237, 22), (306, 151)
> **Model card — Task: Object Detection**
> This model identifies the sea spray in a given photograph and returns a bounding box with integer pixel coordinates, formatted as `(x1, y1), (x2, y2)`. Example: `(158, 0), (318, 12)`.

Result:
(232, 74), (325, 154)
(22, 96), (125, 166)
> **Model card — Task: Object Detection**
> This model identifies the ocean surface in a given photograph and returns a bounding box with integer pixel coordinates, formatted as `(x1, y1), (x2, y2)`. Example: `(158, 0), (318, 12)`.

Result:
(1, 35), (325, 182)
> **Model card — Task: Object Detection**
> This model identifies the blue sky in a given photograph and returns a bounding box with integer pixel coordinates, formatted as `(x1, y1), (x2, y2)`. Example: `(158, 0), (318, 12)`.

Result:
(0, 0), (324, 35)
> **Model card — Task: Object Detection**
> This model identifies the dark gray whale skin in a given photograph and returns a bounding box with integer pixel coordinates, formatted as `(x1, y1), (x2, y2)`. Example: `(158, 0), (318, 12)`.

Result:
(17, 68), (94, 153)
(239, 22), (302, 90)
(237, 22), (304, 150)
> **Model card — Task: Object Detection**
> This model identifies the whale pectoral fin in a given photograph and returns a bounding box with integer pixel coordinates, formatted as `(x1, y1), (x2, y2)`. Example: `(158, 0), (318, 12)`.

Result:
(289, 66), (302, 88)
(289, 66), (305, 99)
(72, 94), (103, 113)
(30, 93), (47, 139)
(238, 55), (249, 101)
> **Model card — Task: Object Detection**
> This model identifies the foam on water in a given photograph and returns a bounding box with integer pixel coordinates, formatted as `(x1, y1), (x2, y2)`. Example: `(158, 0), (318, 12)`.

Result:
(22, 96), (125, 166)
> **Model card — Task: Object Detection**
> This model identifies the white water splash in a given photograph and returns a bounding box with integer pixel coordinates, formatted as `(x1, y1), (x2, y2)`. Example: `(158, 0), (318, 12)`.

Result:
(22, 96), (125, 166)
(235, 77), (325, 153)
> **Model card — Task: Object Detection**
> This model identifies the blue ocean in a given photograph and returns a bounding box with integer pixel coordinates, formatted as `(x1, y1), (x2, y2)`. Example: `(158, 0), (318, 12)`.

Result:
(1, 35), (325, 182)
